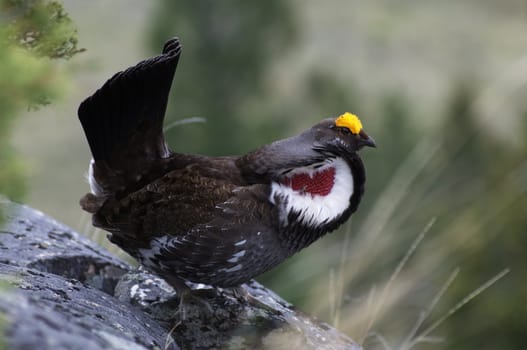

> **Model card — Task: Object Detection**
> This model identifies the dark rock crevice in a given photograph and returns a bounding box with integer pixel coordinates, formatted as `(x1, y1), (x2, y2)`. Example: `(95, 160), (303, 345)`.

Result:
(27, 256), (126, 295)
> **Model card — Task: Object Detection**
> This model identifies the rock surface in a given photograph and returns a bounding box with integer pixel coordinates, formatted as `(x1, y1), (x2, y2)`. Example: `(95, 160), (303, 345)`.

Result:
(0, 200), (362, 350)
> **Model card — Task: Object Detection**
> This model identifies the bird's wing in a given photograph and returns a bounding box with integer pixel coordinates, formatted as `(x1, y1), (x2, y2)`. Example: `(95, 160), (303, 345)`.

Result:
(152, 184), (284, 286)
(95, 166), (282, 286)
(78, 38), (182, 195)
(94, 162), (272, 235)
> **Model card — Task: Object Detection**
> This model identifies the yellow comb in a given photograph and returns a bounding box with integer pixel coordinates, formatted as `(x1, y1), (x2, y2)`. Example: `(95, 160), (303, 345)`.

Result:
(335, 112), (363, 134)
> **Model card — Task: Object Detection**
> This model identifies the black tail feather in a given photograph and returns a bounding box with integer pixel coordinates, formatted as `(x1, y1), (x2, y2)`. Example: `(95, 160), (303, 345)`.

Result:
(78, 37), (182, 163)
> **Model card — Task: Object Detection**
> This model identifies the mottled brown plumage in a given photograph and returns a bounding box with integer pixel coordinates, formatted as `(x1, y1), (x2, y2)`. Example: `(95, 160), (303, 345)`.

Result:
(79, 38), (375, 289)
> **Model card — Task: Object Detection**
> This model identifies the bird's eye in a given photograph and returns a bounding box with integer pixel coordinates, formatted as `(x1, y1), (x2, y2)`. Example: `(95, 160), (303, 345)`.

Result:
(339, 127), (351, 135)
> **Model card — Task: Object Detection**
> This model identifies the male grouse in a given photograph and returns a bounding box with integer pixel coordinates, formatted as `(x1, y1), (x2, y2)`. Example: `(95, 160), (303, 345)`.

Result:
(79, 38), (375, 291)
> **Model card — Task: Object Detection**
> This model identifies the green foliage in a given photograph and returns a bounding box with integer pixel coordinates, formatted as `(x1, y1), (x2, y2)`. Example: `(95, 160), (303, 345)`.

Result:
(0, 312), (6, 350)
(2, 0), (83, 59)
(338, 84), (526, 350)
(0, 148), (26, 201)
(148, 0), (297, 156)
(427, 85), (527, 350)
(0, 0), (81, 202)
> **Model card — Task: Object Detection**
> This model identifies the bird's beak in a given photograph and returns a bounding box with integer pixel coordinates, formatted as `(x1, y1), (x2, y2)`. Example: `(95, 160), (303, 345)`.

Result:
(359, 130), (376, 148)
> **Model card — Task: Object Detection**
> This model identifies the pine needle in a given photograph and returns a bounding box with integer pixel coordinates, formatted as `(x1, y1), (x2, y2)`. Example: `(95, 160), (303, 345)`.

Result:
(407, 268), (510, 348)
(368, 331), (393, 350)
(332, 228), (352, 327)
(400, 267), (460, 350)
(163, 116), (207, 132)
(360, 218), (436, 345)
(329, 268), (337, 325)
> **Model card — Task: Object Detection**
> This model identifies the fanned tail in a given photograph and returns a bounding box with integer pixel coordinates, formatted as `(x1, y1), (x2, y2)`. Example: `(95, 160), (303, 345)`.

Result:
(78, 38), (182, 212)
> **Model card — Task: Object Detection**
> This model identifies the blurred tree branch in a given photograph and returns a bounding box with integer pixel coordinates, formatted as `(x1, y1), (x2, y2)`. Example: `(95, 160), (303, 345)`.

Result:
(0, 0), (82, 201)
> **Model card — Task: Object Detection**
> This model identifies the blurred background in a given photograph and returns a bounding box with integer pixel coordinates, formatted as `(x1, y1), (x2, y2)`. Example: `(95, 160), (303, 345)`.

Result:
(2, 0), (526, 349)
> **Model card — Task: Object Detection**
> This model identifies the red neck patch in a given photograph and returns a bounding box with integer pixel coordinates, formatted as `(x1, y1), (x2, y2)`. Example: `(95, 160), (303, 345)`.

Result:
(281, 167), (336, 196)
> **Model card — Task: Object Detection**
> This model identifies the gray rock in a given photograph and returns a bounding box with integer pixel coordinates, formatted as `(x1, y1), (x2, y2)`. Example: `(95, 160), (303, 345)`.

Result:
(0, 199), (362, 350)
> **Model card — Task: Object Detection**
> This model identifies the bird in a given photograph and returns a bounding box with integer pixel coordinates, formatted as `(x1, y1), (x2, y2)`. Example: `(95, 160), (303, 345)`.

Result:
(78, 37), (375, 297)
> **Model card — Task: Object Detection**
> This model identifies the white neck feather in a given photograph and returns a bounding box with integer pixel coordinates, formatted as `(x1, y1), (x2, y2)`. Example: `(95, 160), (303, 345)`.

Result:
(270, 157), (354, 226)
(87, 159), (103, 195)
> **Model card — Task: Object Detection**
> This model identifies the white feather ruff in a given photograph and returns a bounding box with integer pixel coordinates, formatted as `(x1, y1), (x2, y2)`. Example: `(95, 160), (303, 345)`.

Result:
(87, 159), (103, 195)
(270, 157), (354, 226)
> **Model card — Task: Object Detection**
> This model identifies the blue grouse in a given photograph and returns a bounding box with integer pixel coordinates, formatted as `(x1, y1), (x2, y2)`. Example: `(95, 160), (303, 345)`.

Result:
(79, 38), (375, 293)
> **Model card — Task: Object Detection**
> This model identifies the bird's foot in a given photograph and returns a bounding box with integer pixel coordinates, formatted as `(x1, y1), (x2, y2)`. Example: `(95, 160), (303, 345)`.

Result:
(176, 288), (214, 320)
(161, 275), (215, 321)
(230, 285), (276, 313)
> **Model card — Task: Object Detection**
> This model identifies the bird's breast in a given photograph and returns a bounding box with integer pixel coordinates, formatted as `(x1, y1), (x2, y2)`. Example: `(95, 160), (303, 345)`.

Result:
(270, 157), (354, 227)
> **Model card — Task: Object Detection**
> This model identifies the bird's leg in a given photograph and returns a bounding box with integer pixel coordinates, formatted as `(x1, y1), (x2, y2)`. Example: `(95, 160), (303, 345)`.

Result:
(231, 285), (249, 302)
(162, 275), (213, 320)
(231, 286), (276, 313)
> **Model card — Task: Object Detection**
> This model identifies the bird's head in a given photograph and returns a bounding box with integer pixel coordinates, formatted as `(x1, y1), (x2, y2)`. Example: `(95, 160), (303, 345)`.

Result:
(238, 112), (375, 183)
(268, 113), (375, 248)
(238, 112), (374, 235)
(312, 112), (376, 156)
